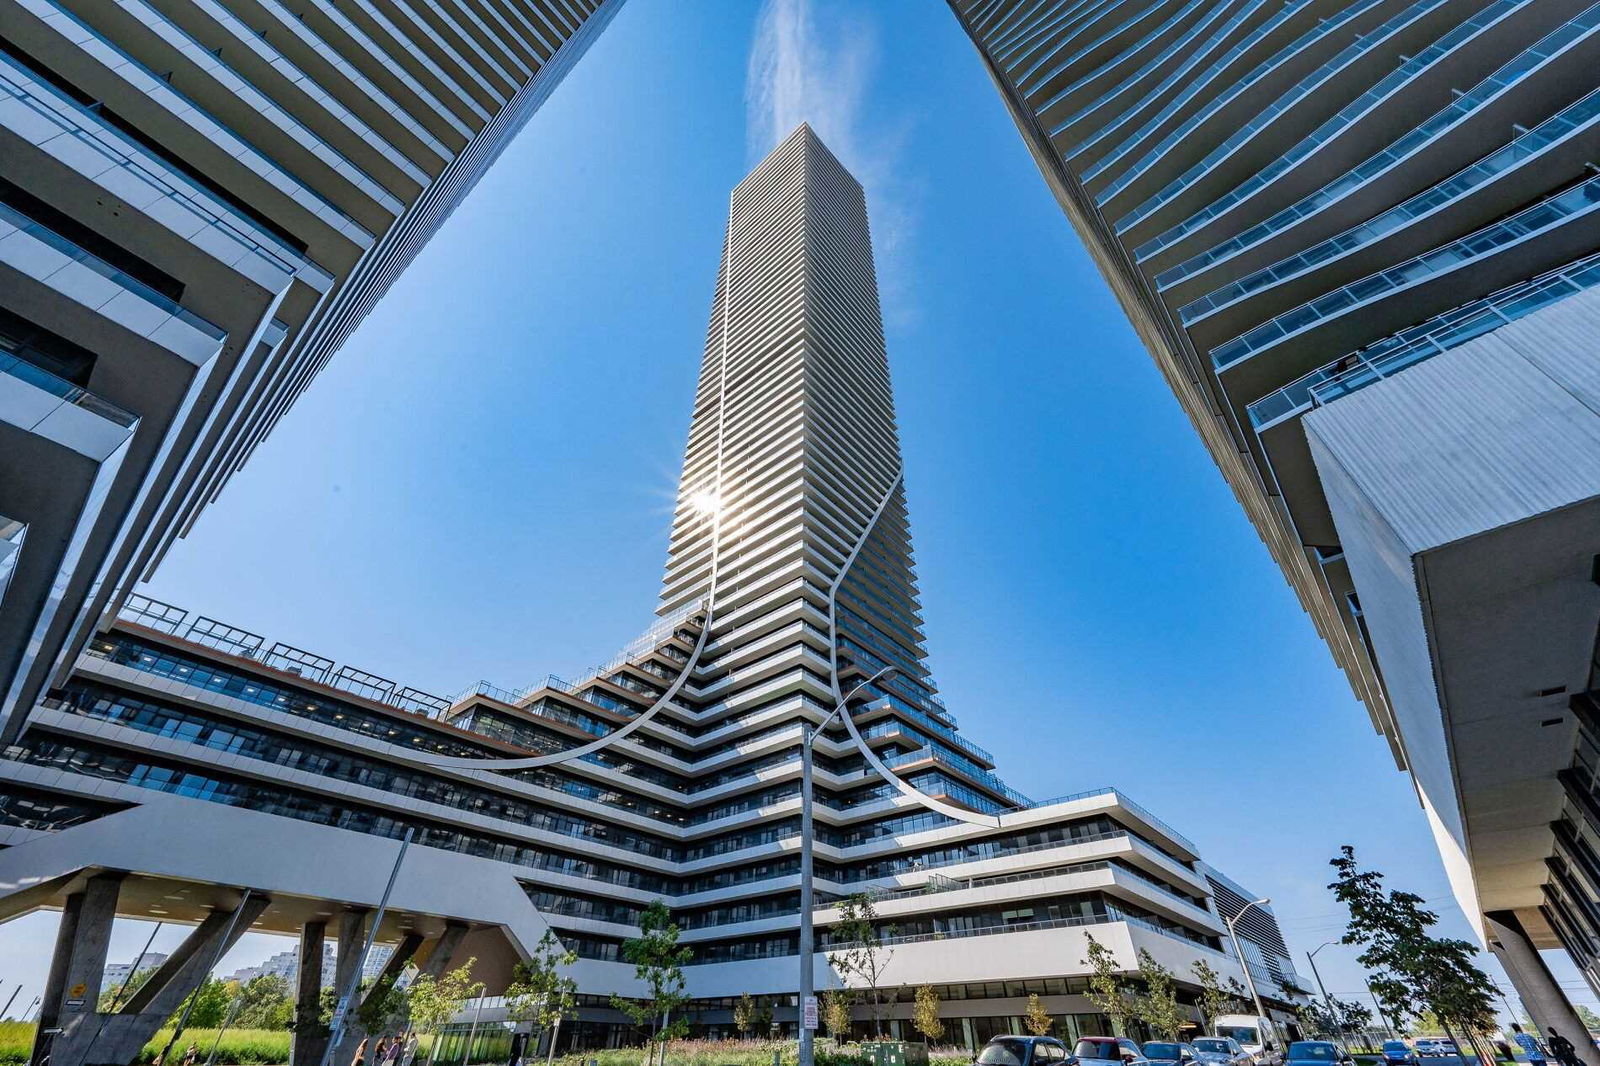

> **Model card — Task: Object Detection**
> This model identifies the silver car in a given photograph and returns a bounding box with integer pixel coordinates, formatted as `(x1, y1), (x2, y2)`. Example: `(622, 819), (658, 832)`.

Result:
(1192, 1038), (1253, 1066)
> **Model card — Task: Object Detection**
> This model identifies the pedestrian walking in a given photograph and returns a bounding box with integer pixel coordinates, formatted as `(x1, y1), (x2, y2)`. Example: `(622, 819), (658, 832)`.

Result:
(1513, 1025), (1547, 1065)
(353, 1036), (370, 1066)
(385, 1037), (403, 1066)
(1546, 1028), (1584, 1066)
(181, 1043), (199, 1066)
(375, 1036), (391, 1066)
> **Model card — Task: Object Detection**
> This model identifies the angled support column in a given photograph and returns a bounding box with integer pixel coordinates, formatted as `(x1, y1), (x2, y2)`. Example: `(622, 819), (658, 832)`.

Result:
(31, 872), (123, 1066)
(416, 922), (470, 980)
(57, 893), (270, 1066)
(1486, 909), (1590, 1047)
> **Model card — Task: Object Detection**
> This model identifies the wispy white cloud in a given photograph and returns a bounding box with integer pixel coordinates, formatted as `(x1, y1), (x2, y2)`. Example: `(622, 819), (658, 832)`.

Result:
(744, 0), (922, 325)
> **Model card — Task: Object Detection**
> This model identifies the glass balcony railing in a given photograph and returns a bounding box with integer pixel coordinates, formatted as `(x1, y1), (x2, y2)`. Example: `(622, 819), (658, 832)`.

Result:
(1212, 173), (1600, 371)
(1144, 0), (1529, 265)
(1, 349), (137, 428)
(1246, 248), (1600, 429)
(1, 199), (225, 342)
(42, 0), (372, 241)
(1088, 0), (1376, 194)
(1060, 0), (1273, 152)
(1182, 86), (1600, 325)
(1116, 0), (1450, 232)
(1031, 0), (1213, 115)
(0, 53), (317, 286)
(1024, 787), (1199, 855)
(1156, 5), (1600, 290)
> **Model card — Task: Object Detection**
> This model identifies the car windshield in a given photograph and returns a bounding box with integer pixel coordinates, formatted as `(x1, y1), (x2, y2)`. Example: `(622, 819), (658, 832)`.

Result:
(1289, 1044), (1339, 1061)
(1384, 1044), (1409, 1053)
(1075, 1042), (1120, 1061)
(1145, 1045), (1184, 1059)
(979, 1043), (1029, 1066)
(1218, 1028), (1259, 1046)
(1193, 1041), (1230, 1054)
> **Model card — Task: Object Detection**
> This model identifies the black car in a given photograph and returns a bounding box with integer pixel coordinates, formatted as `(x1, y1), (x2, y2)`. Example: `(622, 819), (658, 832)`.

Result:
(1284, 1042), (1353, 1066)
(977, 1036), (1073, 1066)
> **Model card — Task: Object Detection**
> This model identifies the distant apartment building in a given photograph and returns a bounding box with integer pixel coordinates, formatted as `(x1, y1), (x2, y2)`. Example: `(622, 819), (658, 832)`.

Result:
(0, 0), (625, 748)
(0, 125), (1302, 1065)
(102, 952), (166, 991)
(947, 0), (1600, 1037)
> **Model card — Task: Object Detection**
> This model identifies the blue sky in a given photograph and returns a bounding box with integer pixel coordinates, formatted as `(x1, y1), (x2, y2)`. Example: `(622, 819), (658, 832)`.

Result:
(1, 0), (1587, 1024)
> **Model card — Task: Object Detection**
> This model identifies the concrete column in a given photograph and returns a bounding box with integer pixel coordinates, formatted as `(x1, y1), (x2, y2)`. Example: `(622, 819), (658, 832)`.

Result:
(31, 873), (122, 1066)
(292, 920), (328, 1066)
(325, 910), (371, 1066)
(1486, 910), (1591, 1045)
(58, 893), (271, 1066)
(417, 922), (470, 979)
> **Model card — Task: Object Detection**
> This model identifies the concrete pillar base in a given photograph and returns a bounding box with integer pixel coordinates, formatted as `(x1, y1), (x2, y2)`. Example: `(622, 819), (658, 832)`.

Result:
(1487, 910), (1591, 1047)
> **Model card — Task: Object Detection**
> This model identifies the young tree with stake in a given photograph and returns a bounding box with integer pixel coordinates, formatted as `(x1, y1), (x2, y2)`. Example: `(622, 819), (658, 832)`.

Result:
(610, 901), (692, 1066)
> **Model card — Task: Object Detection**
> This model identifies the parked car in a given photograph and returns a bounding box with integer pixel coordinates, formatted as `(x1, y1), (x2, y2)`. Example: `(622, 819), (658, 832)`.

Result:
(1214, 1016), (1288, 1066)
(977, 1036), (1073, 1066)
(1142, 1043), (1202, 1066)
(1284, 1042), (1352, 1066)
(1381, 1041), (1418, 1066)
(1192, 1037), (1253, 1066)
(1073, 1037), (1149, 1066)
(1414, 1041), (1460, 1058)
(1411, 1040), (1464, 1065)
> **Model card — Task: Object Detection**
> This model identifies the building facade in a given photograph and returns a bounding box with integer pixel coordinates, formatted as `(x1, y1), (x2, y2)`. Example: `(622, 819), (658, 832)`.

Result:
(0, 126), (1299, 1063)
(945, 0), (1600, 1036)
(0, 0), (624, 747)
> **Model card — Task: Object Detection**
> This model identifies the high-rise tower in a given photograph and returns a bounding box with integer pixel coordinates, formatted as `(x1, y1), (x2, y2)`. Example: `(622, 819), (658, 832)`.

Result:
(661, 125), (933, 735)
(0, 126), (1299, 1058)
(948, 0), (1600, 1033)
(0, 0), (624, 744)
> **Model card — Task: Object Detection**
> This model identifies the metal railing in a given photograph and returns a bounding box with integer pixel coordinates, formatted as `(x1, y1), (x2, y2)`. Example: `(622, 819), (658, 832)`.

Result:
(1, 350), (137, 429)
(117, 594), (453, 718)
(0, 200), (225, 342)
(1247, 246), (1600, 429)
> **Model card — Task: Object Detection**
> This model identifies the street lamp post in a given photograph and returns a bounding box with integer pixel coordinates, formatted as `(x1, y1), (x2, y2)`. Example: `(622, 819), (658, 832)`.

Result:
(799, 666), (897, 1066)
(1307, 942), (1350, 1056)
(1223, 899), (1272, 1026)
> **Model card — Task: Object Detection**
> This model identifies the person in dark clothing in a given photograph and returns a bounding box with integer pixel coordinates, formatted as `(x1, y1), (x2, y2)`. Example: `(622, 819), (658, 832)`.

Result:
(1546, 1028), (1584, 1066)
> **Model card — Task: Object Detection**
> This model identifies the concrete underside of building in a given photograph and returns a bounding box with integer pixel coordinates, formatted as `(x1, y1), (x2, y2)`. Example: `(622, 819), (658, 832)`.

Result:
(946, 0), (1600, 1038)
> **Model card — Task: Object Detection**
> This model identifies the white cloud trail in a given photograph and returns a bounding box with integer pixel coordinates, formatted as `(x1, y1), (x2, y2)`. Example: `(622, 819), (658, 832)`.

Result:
(744, 0), (921, 324)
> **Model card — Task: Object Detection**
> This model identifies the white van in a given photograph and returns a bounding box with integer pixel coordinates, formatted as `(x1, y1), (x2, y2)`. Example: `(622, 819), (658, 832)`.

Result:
(1212, 1016), (1285, 1066)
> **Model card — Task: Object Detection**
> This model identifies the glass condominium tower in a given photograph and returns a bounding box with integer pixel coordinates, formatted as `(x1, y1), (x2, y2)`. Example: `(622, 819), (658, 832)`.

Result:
(0, 125), (1302, 1062)
(948, 0), (1600, 1032)
(0, 0), (623, 745)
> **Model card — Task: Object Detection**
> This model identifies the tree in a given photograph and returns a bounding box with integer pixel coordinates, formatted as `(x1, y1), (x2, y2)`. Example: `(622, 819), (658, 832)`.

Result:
(1083, 934), (1136, 1037)
(1025, 994), (1054, 1037)
(234, 974), (295, 1030)
(733, 992), (758, 1037)
(507, 931), (579, 1063)
(913, 986), (944, 1044)
(1133, 949), (1184, 1041)
(609, 901), (691, 1066)
(180, 977), (234, 1029)
(408, 959), (482, 1066)
(1192, 962), (1234, 1032)
(1329, 847), (1497, 1059)
(829, 894), (897, 1037)
(822, 991), (853, 1040)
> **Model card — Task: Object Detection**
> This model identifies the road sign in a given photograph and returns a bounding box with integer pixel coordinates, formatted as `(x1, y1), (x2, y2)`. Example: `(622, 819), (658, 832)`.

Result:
(802, 995), (818, 1031)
